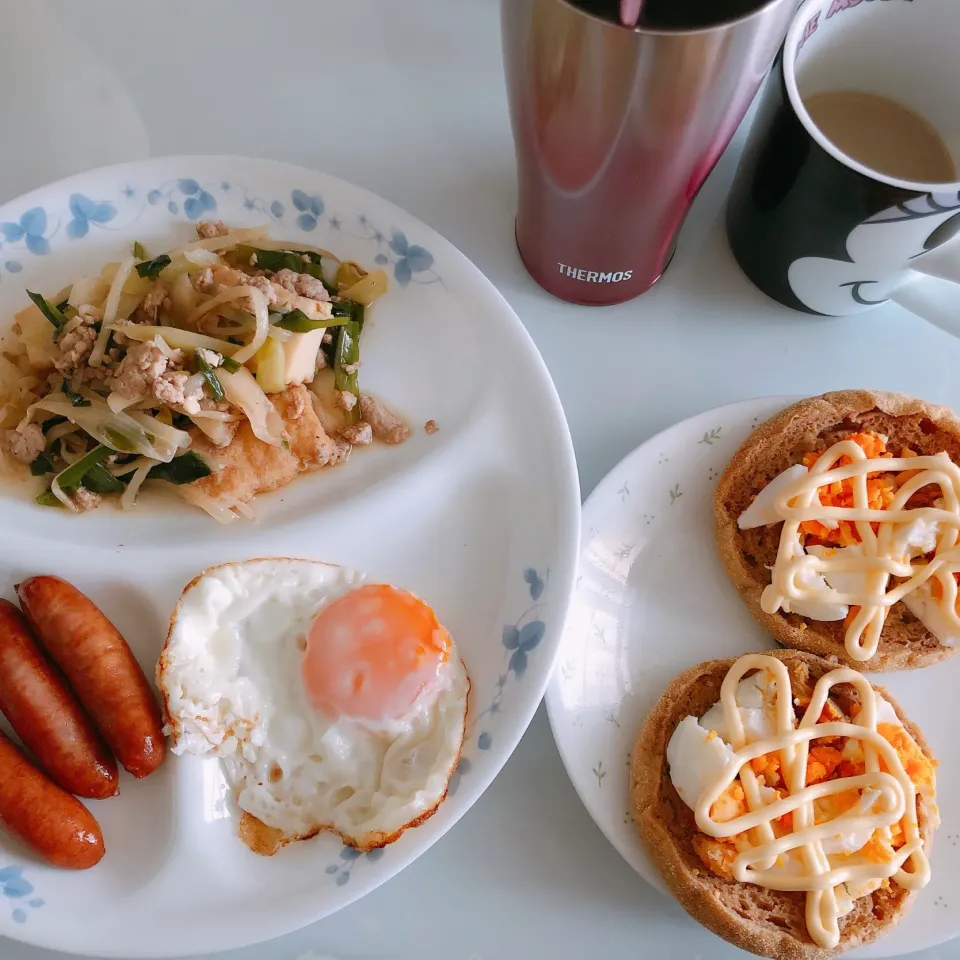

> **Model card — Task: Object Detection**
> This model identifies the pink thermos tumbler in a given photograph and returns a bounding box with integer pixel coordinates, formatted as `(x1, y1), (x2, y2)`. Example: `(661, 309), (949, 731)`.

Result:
(501, 0), (796, 305)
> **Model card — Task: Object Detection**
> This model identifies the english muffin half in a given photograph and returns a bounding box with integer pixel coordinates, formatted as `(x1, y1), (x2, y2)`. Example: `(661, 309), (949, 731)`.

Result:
(715, 390), (960, 671)
(630, 649), (937, 960)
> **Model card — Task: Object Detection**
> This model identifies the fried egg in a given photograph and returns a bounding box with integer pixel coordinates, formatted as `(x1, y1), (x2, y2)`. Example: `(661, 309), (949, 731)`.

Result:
(157, 559), (470, 852)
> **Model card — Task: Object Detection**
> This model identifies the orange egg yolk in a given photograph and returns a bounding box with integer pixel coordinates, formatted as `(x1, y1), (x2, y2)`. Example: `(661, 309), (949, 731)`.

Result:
(301, 584), (451, 722)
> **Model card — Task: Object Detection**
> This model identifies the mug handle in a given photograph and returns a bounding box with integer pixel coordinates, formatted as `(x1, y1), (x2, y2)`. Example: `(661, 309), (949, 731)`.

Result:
(888, 237), (960, 337)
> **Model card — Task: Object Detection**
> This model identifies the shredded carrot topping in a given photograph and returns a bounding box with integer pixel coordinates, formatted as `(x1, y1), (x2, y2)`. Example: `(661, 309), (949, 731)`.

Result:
(800, 432), (900, 545)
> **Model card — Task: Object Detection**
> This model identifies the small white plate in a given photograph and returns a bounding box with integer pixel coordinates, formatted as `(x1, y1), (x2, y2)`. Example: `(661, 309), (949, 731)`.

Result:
(546, 397), (960, 959)
(0, 156), (580, 957)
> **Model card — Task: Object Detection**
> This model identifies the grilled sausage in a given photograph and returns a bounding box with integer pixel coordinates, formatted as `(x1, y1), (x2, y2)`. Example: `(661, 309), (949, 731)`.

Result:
(0, 599), (118, 799)
(0, 730), (105, 869)
(16, 576), (165, 778)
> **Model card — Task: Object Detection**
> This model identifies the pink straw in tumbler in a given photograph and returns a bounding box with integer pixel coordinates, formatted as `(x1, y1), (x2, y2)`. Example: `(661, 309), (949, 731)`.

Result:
(619, 0), (643, 26)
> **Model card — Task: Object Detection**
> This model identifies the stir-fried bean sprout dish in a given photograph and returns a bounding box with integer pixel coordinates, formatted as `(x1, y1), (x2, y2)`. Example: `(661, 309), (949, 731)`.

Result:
(0, 222), (410, 522)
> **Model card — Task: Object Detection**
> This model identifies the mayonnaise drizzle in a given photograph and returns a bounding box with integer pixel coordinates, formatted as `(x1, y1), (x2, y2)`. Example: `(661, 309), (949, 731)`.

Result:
(760, 439), (960, 661)
(692, 655), (929, 950)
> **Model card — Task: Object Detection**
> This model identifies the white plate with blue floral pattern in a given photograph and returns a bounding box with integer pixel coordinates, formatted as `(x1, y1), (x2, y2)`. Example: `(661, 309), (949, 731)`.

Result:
(0, 156), (580, 958)
(546, 397), (960, 959)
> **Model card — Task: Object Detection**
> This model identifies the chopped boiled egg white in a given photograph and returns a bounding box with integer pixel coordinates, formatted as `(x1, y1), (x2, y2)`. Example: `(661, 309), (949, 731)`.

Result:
(801, 518), (938, 599)
(700, 670), (778, 745)
(901, 585), (960, 648)
(890, 514), (941, 559)
(835, 876), (885, 918)
(773, 538), (848, 622)
(875, 695), (900, 727)
(669, 671), (782, 813)
(818, 788), (881, 856)
(738, 464), (809, 530)
(785, 522), (945, 632)
(666, 716), (737, 809)
(806, 543), (869, 597)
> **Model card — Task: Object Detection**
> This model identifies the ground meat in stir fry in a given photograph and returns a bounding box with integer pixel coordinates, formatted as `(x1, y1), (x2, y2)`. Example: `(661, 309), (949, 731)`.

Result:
(54, 319), (97, 377)
(153, 371), (203, 413)
(0, 422), (44, 463)
(359, 394), (410, 445)
(339, 421), (372, 445)
(195, 220), (229, 239)
(272, 268), (330, 302)
(70, 487), (101, 512)
(140, 282), (169, 319)
(109, 340), (174, 400)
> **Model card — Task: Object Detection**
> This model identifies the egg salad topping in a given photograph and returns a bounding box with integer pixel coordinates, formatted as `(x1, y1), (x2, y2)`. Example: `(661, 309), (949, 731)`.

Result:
(666, 655), (935, 950)
(738, 431), (960, 661)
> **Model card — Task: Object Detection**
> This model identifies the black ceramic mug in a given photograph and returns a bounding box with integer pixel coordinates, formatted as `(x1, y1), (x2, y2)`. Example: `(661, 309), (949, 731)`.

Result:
(727, 0), (960, 332)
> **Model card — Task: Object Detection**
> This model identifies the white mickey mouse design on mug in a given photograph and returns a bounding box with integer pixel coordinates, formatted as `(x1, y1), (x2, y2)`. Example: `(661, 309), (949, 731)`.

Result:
(789, 192), (960, 316)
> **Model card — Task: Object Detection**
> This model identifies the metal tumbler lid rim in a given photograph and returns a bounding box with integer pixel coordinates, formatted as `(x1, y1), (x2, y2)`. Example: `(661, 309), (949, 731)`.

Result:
(551, 0), (795, 37)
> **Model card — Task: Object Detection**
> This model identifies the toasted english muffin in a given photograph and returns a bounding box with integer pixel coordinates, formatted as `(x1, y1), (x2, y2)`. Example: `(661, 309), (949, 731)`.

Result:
(714, 390), (960, 671)
(630, 649), (937, 960)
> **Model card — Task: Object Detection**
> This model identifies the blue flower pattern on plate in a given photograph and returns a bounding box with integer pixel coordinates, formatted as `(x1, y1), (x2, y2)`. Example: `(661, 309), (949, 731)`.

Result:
(449, 567), (548, 795)
(178, 179), (217, 220)
(66, 193), (117, 239)
(0, 207), (52, 256)
(147, 179), (217, 221)
(358, 221), (441, 288)
(0, 179), (445, 290)
(323, 845), (385, 887)
(292, 190), (324, 231)
(387, 229), (435, 286)
(0, 866), (44, 924)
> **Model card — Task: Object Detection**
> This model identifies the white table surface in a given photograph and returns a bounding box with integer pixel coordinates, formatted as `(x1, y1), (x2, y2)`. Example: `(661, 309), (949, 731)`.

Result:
(1, 2), (958, 958)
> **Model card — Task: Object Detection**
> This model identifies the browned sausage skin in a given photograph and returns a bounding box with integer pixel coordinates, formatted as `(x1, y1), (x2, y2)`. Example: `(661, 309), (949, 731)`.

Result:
(0, 599), (118, 799)
(16, 576), (165, 779)
(0, 730), (105, 869)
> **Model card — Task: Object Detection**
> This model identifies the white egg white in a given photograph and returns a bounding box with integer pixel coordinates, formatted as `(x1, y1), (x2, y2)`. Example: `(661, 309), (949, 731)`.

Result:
(157, 558), (470, 851)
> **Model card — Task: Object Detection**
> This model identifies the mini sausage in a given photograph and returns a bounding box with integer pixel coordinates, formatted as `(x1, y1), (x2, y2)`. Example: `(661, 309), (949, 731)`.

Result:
(0, 599), (118, 799)
(0, 730), (105, 869)
(16, 576), (165, 779)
